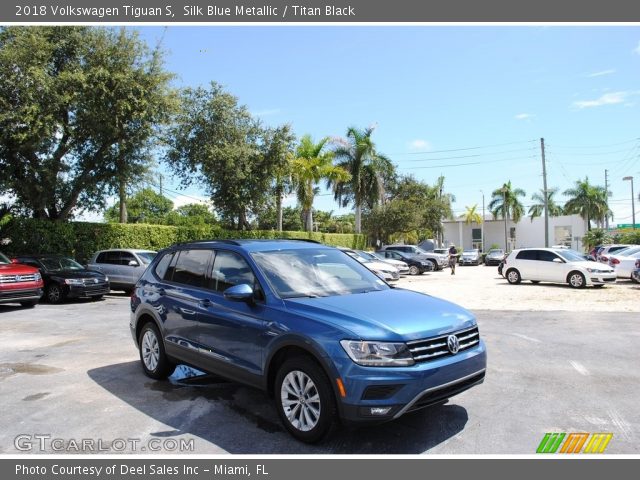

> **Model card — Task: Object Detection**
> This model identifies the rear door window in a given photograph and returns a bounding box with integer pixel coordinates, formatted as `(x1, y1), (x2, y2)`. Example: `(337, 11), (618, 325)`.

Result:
(516, 250), (538, 261)
(170, 250), (213, 288)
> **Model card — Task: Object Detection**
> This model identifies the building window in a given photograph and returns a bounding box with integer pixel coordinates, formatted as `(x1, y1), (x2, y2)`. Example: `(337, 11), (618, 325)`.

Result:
(554, 226), (572, 246)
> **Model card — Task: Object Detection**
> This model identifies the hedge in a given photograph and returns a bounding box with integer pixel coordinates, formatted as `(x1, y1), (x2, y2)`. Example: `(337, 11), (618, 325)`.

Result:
(2, 219), (367, 262)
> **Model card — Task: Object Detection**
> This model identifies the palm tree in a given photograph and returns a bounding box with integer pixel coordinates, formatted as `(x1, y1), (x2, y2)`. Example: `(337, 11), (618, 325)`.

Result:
(528, 188), (564, 222)
(463, 204), (482, 224)
(488, 181), (527, 222)
(292, 135), (350, 232)
(330, 126), (394, 233)
(563, 177), (610, 231)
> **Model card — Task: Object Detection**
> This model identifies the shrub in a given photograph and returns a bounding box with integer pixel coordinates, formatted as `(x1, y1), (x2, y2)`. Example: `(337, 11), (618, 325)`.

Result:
(2, 219), (366, 262)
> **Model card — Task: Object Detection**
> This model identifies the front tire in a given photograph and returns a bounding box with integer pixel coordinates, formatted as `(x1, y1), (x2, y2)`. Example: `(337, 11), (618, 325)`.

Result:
(568, 271), (586, 289)
(506, 269), (521, 284)
(429, 259), (438, 271)
(46, 284), (65, 304)
(409, 265), (420, 275)
(275, 356), (336, 443)
(138, 322), (175, 379)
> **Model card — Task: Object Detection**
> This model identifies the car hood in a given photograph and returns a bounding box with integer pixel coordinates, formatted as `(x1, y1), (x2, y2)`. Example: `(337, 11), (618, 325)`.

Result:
(46, 269), (107, 279)
(462, 252), (479, 257)
(571, 260), (614, 271)
(283, 288), (476, 342)
(0, 263), (39, 275)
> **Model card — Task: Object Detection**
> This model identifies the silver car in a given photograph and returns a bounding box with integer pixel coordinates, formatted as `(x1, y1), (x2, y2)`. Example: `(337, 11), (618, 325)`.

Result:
(87, 249), (156, 293)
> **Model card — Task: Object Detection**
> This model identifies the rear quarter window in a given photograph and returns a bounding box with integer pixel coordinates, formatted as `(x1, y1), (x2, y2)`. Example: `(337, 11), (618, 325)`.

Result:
(154, 252), (174, 280)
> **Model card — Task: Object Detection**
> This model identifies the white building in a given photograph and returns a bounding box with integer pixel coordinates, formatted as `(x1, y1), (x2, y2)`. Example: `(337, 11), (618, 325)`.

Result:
(442, 214), (587, 252)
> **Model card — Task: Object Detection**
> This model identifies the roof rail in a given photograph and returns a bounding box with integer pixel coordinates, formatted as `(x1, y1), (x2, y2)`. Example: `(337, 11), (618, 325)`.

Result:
(277, 238), (322, 244)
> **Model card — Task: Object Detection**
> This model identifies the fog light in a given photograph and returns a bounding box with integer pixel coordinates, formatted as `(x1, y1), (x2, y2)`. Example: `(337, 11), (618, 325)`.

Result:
(370, 407), (392, 416)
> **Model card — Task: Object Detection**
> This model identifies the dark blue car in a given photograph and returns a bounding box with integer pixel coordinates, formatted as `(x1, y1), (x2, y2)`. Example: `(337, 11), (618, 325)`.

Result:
(130, 239), (487, 443)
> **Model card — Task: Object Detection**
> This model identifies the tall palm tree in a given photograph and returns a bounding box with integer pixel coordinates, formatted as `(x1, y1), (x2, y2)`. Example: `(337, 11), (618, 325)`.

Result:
(488, 181), (527, 222)
(528, 187), (564, 222)
(330, 126), (393, 233)
(563, 177), (610, 231)
(292, 135), (350, 232)
(463, 204), (482, 224)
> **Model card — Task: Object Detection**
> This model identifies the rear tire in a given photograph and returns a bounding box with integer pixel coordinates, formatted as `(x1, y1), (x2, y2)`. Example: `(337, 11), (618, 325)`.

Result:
(506, 269), (521, 284)
(274, 356), (336, 444)
(138, 322), (176, 379)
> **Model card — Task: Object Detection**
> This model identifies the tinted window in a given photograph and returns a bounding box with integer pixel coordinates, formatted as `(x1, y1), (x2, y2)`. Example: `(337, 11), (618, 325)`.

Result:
(516, 250), (538, 260)
(171, 250), (212, 288)
(154, 252), (174, 280)
(211, 250), (257, 293)
(538, 250), (560, 262)
(96, 252), (112, 264)
(120, 252), (137, 266)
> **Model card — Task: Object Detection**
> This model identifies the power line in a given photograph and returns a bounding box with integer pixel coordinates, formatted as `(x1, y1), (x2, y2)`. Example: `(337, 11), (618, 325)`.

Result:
(399, 155), (537, 170)
(390, 139), (537, 156)
(401, 147), (537, 163)
(546, 138), (639, 149)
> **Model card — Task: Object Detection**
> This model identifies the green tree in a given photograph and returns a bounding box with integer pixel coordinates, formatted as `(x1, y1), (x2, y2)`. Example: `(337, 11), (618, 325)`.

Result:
(463, 204), (482, 224)
(582, 228), (612, 249)
(104, 188), (173, 224)
(528, 187), (564, 222)
(165, 82), (281, 230)
(165, 203), (217, 226)
(263, 125), (296, 232)
(563, 177), (610, 231)
(489, 181), (527, 222)
(331, 126), (394, 233)
(256, 205), (304, 231)
(0, 26), (175, 220)
(292, 135), (350, 232)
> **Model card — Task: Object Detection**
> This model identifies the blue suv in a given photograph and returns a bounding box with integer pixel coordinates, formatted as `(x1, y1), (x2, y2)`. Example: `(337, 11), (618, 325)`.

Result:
(130, 240), (487, 443)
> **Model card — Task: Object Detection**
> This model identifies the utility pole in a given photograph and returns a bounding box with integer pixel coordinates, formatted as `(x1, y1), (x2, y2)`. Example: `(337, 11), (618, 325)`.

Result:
(541, 138), (549, 247)
(604, 169), (609, 230)
(480, 190), (485, 252)
(501, 187), (508, 251)
(159, 174), (163, 196)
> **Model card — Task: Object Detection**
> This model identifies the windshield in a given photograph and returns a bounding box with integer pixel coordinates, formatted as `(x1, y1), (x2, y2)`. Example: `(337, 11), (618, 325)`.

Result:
(463, 249), (477, 253)
(614, 246), (640, 257)
(489, 249), (504, 255)
(252, 248), (390, 299)
(556, 250), (588, 262)
(40, 257), (84, 271)
(0, 252), (10, 264)
(137, 251), (157, 264)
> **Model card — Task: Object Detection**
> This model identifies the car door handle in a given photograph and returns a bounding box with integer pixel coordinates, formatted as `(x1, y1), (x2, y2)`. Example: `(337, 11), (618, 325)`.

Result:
(199, 299), (212, 308)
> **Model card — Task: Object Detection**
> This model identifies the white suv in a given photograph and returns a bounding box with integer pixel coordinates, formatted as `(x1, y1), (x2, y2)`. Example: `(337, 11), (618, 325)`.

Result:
(503, 248), (616, 288)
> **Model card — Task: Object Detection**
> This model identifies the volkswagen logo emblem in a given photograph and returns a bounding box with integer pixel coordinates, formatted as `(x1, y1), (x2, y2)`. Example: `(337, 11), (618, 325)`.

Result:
(15, 275), (22, 282)
(447, 335), (460, 354)
(93, 278), (98, 284)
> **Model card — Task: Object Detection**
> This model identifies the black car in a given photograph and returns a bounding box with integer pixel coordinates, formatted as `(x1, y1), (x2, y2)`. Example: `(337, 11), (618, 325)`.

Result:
(484, 249), (505, 266)
(15, 255), (110, 304)
(376, 249), (433, 275)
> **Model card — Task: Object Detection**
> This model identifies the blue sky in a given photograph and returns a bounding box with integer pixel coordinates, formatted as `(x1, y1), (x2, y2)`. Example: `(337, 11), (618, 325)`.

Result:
(132, 26), (640, 226)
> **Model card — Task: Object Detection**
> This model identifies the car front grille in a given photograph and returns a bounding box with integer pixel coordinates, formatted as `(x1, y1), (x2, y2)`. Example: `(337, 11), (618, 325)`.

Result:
(407, 326), (480, 363)
(0, 289), (41, 299)
(0, 274), (38, 284)
(405, 370), (486, 412)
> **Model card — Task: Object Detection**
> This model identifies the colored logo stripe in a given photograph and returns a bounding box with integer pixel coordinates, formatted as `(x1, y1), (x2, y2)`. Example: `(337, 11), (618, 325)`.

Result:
(537, 433), (565, 453)
(584, 433), (613, 453)
(537, 432), (613, 454)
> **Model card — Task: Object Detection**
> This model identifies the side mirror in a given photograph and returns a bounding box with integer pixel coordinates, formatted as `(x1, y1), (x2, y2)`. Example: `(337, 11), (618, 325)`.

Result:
(11, 258), (19, 264)
(128, 260), (139, 267)
(223, 283), (254, 302)
(552, 258), (563, 263)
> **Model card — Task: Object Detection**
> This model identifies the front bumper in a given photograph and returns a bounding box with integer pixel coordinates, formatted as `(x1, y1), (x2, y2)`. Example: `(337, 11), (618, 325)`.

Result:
(460, 258), (479, 265)
(587, 273), (617, 285)
(66, 283), (110, 298)
(0, 287), (43, 304)
(337, 339), (487, 425)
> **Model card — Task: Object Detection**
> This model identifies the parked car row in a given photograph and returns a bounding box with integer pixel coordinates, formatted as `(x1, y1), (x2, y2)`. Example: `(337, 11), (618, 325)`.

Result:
(0, 248), (157, 308)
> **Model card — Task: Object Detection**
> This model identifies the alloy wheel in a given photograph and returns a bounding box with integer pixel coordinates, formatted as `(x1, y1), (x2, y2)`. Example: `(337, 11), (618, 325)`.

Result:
(280, 370), (321, 432)
(141, 330), (160, 372)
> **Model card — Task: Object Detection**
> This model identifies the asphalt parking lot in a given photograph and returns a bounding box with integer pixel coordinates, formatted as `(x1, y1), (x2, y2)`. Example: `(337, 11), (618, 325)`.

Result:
(0, 271), (638, 454)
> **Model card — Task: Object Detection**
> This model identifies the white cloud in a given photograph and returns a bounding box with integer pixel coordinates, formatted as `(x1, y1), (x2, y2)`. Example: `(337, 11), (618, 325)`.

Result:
(514, 113), (534, 120)
(572, 91), (636, 109)
(408, 139), (431, 150)
(251, 108), (281, 117)
(586, 69), (616, 77)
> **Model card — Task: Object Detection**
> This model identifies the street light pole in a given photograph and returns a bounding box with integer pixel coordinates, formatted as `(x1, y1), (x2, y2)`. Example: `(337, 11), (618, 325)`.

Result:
(480, 190), (485, 252)
(623, 176), (635, 229)
(501, 187), (508, 251)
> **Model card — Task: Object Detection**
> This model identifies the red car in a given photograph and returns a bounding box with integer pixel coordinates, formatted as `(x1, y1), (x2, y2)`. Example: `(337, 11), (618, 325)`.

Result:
(0, 251), (44, 307)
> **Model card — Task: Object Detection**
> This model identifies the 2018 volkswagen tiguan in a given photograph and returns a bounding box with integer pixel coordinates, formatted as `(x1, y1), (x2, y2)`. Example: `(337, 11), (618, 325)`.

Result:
(130, 240), (487, 443)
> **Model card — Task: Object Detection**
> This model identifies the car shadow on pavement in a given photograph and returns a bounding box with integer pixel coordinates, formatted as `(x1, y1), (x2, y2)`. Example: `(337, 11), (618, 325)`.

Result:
(88, 361), (468, 454)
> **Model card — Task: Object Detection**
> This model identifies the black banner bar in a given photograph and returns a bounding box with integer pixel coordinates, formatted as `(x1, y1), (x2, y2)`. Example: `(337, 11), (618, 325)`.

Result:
(3, 0), (640, 23)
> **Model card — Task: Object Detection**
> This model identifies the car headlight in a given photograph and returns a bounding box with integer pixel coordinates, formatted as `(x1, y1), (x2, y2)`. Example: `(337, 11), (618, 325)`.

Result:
(104, 276), (109, 282)
(64, 278), (83, 285)
(340, 340), (415, 366)
(420, 261), (428, 266)
(33, 273), (41, 281)
(586, 268), (610, 273)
